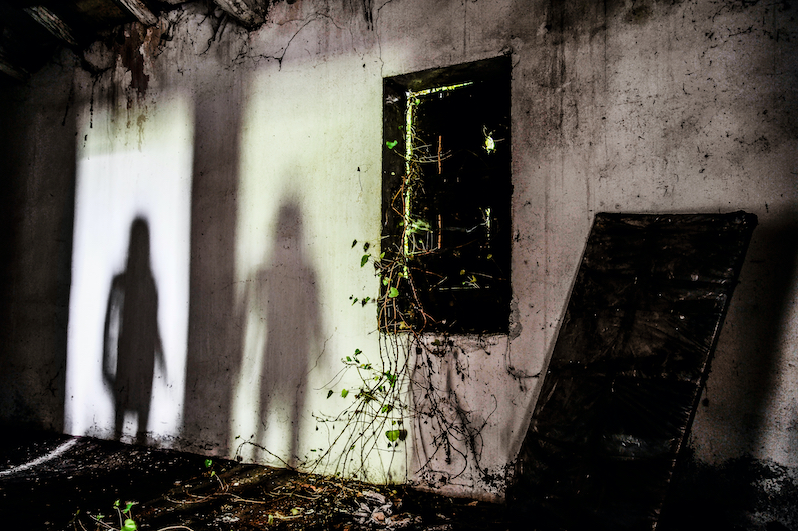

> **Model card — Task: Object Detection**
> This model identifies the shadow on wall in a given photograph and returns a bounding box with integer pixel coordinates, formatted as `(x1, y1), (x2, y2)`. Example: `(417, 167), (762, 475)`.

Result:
(665, 208), (798, 529)
(102, 217), (165, 444)
(0, 76), (75, 431)
(247, 201), (321, 467)
(733, 207), (798, 454)
(182, 80), (244, 454)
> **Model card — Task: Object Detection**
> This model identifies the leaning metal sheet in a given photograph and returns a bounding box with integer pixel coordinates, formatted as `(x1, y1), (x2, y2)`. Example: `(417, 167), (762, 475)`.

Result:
(510, 212), (757, 531)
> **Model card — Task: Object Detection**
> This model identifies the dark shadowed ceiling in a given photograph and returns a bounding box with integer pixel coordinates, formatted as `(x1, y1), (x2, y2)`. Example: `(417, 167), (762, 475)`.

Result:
(0, 0), (288, 83)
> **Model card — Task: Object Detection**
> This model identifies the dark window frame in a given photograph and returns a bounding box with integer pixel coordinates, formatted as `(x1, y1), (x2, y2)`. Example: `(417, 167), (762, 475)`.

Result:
(381, 56), (512, 335)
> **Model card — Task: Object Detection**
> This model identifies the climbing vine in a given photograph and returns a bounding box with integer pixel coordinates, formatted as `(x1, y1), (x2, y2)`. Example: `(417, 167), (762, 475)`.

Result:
(309, 81), (498, 486)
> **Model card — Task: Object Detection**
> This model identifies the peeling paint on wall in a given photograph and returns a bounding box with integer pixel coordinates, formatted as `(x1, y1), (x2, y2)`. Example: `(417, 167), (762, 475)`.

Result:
(117, 24), (150, 96)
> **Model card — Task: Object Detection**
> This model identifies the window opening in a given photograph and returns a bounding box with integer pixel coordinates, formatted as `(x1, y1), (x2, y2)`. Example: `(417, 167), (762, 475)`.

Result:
(402, 81), (473, 262)
(381, 56), (512, 334)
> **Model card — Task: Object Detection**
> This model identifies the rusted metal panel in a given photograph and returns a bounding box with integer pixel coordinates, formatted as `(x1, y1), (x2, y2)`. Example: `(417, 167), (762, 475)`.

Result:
(510, 212), (757, 531)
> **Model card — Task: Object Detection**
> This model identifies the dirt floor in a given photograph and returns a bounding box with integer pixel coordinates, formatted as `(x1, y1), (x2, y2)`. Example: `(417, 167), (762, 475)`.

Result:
(0, 430), (520, 531)
(3, 429), (796, 531)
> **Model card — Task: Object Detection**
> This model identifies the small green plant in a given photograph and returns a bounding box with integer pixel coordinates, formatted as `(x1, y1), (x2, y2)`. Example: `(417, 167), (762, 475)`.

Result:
(87, 499), (138, 531)
(203, 457), (226, 491)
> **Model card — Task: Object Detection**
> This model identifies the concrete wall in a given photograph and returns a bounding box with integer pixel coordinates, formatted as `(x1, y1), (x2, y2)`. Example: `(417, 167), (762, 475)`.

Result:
(0, 0), (796, 504)
(0, 52), (76, 432)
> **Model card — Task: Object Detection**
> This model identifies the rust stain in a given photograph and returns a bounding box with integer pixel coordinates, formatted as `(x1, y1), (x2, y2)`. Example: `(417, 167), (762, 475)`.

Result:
(137, 114), (147, 149)
(143, 21), (165, 59)
(117, 23), (148, 96)
(115, 21), (164, 98)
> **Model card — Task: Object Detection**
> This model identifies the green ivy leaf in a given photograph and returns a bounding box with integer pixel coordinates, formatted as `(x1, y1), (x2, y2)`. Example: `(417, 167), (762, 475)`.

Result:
(361, 254), (369, 267)
(123, 502), (135, 515)
(388, 287), (399, 298)
(385, 429), (407, 442)
(384, 372), (398, 387)
(484, 133), (496, 154)
(341, 389), (349, 398)
(386, 140), (398, 149)
(122, 518), (137, 531)
(204, 458), (213, 469)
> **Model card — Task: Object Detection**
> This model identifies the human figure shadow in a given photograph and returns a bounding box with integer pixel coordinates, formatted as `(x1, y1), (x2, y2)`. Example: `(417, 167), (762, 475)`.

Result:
(102, 217), (165, 444)
(249, 202), (321, 467)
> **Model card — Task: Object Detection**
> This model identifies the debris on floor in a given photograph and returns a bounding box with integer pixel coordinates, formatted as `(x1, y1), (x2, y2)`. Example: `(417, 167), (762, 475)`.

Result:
(0, 430), (518, 531)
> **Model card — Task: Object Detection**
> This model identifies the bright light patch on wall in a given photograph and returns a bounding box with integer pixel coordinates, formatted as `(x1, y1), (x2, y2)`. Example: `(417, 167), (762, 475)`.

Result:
(228, 55), (398, 480)
(65, 92), (193, 446)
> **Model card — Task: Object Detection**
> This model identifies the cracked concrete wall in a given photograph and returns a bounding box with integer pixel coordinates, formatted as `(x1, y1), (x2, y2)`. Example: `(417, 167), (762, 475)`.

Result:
(0, 0), (796, 504)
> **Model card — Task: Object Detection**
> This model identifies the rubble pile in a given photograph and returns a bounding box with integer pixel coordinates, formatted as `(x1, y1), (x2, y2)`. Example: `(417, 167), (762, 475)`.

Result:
(347, 489), (427, 530)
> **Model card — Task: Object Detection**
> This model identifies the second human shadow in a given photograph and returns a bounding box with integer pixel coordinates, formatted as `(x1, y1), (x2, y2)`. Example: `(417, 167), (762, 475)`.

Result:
(250, 202), (321, 466)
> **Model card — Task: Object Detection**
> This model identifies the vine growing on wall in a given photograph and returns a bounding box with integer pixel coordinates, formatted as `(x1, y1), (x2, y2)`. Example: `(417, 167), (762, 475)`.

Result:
(308, 97), (496, 487)
(308, 240), (412, 481)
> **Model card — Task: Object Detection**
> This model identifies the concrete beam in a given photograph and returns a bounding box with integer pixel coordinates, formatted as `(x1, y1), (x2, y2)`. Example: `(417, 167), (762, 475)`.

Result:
(213, 0), (265, 28)
(0, 48), (28, 82)
(23, 6), (78, 46)
(116, 0), (158, 26)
